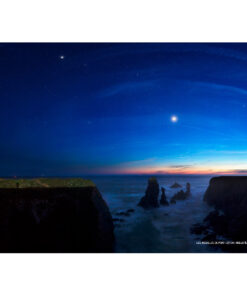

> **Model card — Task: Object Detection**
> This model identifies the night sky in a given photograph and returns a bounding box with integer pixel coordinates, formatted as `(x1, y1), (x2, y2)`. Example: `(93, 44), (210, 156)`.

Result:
(1, 43), (247, 176)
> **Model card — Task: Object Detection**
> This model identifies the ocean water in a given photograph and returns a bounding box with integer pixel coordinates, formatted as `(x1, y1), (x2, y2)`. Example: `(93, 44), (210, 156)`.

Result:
(90, 175), (219, 253)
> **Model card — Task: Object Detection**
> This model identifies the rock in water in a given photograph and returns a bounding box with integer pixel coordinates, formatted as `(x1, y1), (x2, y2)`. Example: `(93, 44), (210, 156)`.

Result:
(186, 182), (191, 196)
(170, 182), (191, 203)
(170, 182), (182, 188)
(0, 178), (114, 252)
(127, 209), (135, 213)
(138, 177), (159, 209)
(160, 187), (169, 206)
(116, 211), (130, 216)
(170, 190), (186, 202)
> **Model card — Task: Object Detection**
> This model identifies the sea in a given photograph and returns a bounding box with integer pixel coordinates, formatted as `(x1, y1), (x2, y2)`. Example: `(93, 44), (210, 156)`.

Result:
(90, 175), (221, 253)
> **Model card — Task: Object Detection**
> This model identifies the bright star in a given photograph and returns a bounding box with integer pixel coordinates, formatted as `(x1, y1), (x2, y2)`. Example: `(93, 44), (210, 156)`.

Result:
(59, 55), (65, 60)
(171, 115), (178, 122)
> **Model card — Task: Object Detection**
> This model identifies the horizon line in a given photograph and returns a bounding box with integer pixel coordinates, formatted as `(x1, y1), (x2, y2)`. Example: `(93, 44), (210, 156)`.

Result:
(1, 173), (247, 178)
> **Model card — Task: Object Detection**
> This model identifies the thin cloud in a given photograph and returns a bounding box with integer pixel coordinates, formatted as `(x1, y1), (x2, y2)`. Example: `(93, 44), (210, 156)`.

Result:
(228, 169), (247, 174)
(194, 81), (247, 97)
(98, 80), (156, 98)
(168, 165), (193, 169)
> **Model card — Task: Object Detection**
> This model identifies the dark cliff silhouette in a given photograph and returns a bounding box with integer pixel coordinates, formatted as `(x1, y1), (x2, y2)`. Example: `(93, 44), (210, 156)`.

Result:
(192, 176), (247, 251)
(204, 176), (247, 240)
(0, 178), (114, 252)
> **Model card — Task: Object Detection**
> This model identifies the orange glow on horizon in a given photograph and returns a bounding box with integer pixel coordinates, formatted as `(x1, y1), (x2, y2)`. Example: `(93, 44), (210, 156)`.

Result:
(103, 166), (247, 175)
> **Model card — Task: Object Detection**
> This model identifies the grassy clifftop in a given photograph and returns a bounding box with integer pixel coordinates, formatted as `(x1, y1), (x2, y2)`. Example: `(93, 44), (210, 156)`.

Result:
(0, 178), (95, 188)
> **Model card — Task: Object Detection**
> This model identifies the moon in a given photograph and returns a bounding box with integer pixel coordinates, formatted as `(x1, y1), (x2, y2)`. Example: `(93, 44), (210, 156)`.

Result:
(171, 115), (178, 122)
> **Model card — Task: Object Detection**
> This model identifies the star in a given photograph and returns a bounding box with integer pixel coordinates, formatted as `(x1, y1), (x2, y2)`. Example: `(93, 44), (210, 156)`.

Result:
(59, 55), (65, 60)
(171, 115), (178, 122)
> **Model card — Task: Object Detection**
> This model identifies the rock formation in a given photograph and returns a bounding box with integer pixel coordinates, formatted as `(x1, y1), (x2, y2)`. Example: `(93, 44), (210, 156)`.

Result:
(186, 182), (191, 196)
(203, 176), (247, 241)
(170, 182), (182, 188)
(170, 182), (191, 203)
(138, 177), (159, 209)
(170, 190), (186, 202)
(127, 209), (135, 213)
(204, 176), (247, 211)
(0, 178), (114, 252)
(160, 187), (169, 206)
(116, 211), (130, 217)
(191, 176), (247, 251)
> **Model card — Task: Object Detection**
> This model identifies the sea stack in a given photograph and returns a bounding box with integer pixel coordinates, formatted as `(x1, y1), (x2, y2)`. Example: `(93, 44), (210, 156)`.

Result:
(138, 177), (159, 209)
(160, 187), (169, 206)
(186, 182), (191, 196)
(0, 178), (114, 252)
(170, 182), (182, 188)
(170, 182), (191, 203)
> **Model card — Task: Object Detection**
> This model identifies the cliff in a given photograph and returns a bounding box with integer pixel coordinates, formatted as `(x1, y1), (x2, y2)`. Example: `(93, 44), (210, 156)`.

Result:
(204, 176), (247, 215)
(203, 176), (247, 242)
(0, 178), (114, 252)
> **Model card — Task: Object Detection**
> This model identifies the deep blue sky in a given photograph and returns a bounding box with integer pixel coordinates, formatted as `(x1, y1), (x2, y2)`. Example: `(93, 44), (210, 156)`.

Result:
(1, 43), (247, 176)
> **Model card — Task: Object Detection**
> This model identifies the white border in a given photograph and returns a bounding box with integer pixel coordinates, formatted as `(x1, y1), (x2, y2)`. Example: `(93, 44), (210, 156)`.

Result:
(0, 0), (247, 42)
(0, 254), (246, 296)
